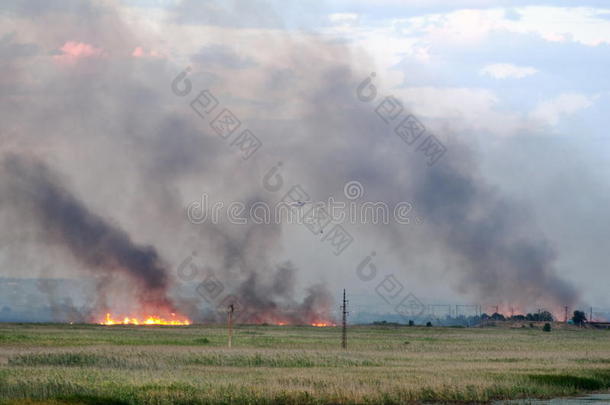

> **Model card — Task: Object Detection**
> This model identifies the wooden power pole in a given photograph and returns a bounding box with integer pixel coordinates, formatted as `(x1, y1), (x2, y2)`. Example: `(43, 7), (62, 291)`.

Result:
(564, 306), (569, 323)
(227, 304), (234, 348)
(341, 289), (348, 350)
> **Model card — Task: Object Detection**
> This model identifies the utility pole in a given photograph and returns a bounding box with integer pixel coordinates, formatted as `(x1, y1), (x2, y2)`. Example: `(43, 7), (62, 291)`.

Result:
(227, 304), (234, 348)
(590, 307), (593, 323)
(340, 289), (348, 350)
(564, 306), (569, 323)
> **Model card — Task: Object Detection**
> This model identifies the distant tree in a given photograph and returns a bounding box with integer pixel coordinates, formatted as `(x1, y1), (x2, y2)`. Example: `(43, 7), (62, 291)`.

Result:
(408, 320), (414, 326)
(373, 320), (402, 326)
(490, 312), (506, 321)
(373, 321), (388, 325)
(572, 310), (587, 326)
(426, 321), (432, 327)
(525, 311), (553, 322)
(481, 313), (490, 320)
(511, 315), (526, 321)
(543, 323), (552, 332)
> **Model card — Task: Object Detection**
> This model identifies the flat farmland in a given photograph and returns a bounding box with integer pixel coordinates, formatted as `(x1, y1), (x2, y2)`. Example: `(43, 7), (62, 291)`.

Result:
(0, 324), (608, 404)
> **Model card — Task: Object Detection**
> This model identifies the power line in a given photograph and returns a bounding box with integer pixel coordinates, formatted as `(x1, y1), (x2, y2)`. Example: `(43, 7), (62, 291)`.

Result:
(227, 303), (234, 348)
(341, 289), (348, 350)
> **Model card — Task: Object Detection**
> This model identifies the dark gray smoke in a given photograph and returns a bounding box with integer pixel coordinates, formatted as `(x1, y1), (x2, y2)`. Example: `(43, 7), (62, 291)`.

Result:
(412, 158), (579, 309)
(284, 69), (580, 311)
(0, 0), (592, 322)
(234, 262), (334, 324)
(0, 154), (175, 313)
(196, 261), (335, 324)
(187, 211), (335, 324)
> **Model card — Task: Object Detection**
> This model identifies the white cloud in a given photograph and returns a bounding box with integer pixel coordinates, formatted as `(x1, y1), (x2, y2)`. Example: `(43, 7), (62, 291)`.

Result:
(500, 7), (610, 47)
(530, 93), (597, 126)
(480, 63), (538, 79)
(391, 87), (600, 137)
(392, 86), (528, 136)
(385, 7), (610, 47)
(328, 13), (359, 24)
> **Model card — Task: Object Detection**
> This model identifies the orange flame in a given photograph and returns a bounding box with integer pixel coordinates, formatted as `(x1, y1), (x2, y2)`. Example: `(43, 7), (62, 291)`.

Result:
(311, 322), (335, 327)
(100, 312), (191, 326)
(268, 321), (336, 327)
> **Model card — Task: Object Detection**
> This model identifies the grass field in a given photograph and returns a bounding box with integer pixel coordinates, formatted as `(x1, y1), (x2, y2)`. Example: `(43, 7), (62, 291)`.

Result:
(0, 323), (609, 404)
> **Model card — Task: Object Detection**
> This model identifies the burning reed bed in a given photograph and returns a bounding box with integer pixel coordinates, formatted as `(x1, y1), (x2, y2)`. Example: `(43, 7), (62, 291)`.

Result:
(0, 324), (609, 404)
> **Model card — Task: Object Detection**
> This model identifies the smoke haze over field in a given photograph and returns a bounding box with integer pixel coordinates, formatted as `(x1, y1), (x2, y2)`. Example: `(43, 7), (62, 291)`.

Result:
(0, 0), (608, 321)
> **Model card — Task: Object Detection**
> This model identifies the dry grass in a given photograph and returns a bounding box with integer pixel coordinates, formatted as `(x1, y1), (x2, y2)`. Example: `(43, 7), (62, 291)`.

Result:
(0, 323), (608, 404)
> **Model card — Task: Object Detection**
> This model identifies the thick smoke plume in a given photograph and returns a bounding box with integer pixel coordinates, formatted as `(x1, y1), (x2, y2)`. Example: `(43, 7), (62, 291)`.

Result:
(0, 154), (174, 314)
(412, 158), (579, 310)
(198, 261), (334, 324)
(275, 67), (580, 313)
(0, 153), (336, 323)
(0, 0), (589, 322)
(182, 211), (336, 324)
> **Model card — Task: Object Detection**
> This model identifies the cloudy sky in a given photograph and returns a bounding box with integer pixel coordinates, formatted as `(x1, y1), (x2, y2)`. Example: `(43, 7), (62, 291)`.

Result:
(0, 0), (609, 320)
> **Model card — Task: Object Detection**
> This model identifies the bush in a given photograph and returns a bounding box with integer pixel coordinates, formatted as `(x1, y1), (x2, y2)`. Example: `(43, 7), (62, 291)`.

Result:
(426, 322), (432, 327)
(543, 323), (552, 332)
(572, 310), (587, 326)
(408, 320), (414, 326)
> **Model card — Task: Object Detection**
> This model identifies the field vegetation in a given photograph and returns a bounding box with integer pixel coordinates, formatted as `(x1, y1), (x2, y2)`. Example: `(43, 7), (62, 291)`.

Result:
(0, 323), (608, 404)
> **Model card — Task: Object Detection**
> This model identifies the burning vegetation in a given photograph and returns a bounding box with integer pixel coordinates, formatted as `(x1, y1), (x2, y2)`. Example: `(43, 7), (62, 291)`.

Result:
(0, 0), (590, 329)
(100, 312), (191, 326)
(0, 155), (337, 326)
